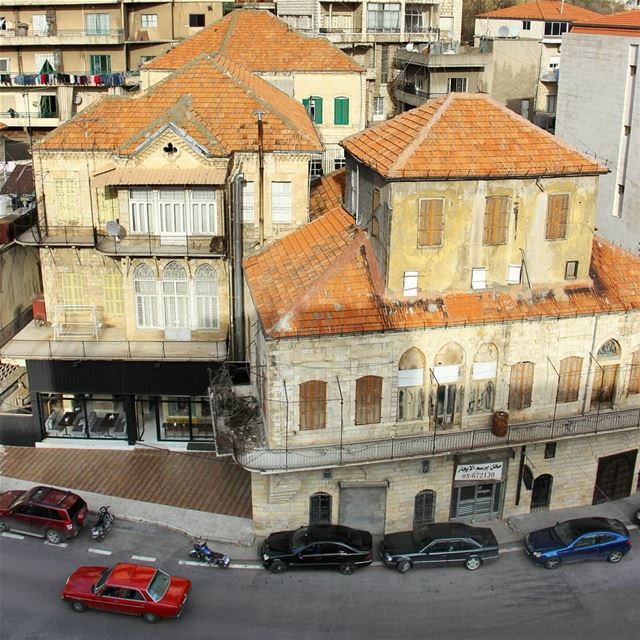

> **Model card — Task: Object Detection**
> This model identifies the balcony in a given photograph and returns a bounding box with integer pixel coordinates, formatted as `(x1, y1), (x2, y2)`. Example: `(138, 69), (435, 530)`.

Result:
(0, 320), (228, 362)
(14, 224), (226, 257)
(540, 69), (559, 83)
(1, 71), (139, 88)
(0, 27), (125, 46)
(395, 47), (489, 70)
(320, 26), (441, 45)
(231, 407), (640, 473)
(0, 110), (60, 128)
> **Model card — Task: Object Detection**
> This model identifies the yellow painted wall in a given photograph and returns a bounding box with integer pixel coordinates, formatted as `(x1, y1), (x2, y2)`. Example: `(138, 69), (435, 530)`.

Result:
(385, 175), (598, 295)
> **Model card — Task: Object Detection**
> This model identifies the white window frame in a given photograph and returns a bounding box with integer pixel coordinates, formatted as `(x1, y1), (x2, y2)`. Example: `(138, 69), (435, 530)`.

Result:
(133, 264), (158, 328)
(507, 264), (521, 284)
(471, 267), (487, 290)
(403, 271), (419, 296)
(190, 188), (216, 234)
(85, 13), (110, 35)
(373, 96), (385, 118)
(194, 264), (219, 329)
(0, 58), (10, 73)
(271, 181), (292, 224)
(162, 262), (189, 329)
(141, 14), (158, 29)
(242, 181), (254, 223)
(448, 77), (468, 93)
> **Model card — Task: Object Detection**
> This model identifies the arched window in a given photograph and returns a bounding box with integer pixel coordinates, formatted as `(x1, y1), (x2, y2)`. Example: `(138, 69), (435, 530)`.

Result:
(413, 490), (436, 529)
(433, 343), (464, 429)
(355, 375), (383, 425)
(592, 340), (621, 408)
(133, 263), (158, 328)
(299, 380), (327, 430)
(629, 351), (640, 395)
(398, 348), (425, 422)
(194, 265), (218, 329)
(597, 339), (621, 359)
(530, 474), (553, 512)
(309, 492), (332, 524)
(162, 261), (189, 328)
(468, 343), (498, 414)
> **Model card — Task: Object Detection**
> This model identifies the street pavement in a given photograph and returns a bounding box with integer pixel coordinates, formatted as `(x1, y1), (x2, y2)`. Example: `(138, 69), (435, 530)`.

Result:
(1, 515), (639, 640)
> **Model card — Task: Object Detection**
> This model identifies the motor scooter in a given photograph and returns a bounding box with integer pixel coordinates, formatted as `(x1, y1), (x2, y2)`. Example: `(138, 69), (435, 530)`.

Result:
(189, 539), (231, 569)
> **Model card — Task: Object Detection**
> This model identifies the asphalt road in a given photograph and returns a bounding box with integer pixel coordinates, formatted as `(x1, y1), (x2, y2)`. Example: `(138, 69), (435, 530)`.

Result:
(1, 520), (639, 640)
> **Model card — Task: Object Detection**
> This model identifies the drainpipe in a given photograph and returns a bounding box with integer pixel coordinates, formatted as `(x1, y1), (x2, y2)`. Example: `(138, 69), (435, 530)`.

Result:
(231, 171), (245, 362)
(255, 110), (265, 247)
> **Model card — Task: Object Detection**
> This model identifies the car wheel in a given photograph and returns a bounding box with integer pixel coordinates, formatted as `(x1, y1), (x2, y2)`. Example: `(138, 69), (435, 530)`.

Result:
(607, 550), (624, 563)
(0, 518), (8, 532)
(464, 556), (482, 571)
(339, 563), (354, 576)
(70, 600), (87, 613)
(268, 559), (287, 574)
(544, 557), (561, 570)
(143, 612), (159, 624)
(396, 560), (412, 574)
(45, 529), (63, 544)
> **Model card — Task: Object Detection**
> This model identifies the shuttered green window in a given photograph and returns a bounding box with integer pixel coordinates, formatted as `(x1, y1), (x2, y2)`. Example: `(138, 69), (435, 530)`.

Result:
(334, 96), (349, 125)
(302, 96), (323, 124)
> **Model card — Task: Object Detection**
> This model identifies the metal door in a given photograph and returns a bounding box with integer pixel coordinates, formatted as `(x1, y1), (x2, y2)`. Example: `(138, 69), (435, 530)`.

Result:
(593, 450), (637, 504)
(339, 487), (386, 535)
(530, 474), (553, 512)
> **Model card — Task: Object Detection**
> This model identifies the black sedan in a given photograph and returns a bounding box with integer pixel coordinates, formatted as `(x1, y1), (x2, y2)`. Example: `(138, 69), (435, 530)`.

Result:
(260, 524), (373, 575)
(380, 523), (499, 573)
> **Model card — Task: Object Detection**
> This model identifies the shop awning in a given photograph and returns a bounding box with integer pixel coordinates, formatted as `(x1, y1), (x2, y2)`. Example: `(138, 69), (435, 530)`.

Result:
(92, 167), (227, 188)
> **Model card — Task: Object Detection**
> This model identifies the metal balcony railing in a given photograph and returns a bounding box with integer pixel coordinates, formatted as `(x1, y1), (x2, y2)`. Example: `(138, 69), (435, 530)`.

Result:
(540, 69), (559, 83)
(2, 110), (58, 120)
(233, 407), (640, 473)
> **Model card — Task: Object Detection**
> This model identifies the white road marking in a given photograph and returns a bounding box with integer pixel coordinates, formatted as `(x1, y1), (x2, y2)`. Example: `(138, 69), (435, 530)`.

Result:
(131, 555), (156, 562)
(44, 541), (68, 548)
(179, 560), (209, 567)
(88, 547), (112, 556)
(1, 532), (24, 540)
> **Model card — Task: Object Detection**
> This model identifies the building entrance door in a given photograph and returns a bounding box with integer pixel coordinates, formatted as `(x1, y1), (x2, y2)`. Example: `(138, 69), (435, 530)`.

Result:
(593, 450), (638, 504)
(452, 483), (501, 519)
(339, 486), (386, 535)
(530, 474), (553, 512)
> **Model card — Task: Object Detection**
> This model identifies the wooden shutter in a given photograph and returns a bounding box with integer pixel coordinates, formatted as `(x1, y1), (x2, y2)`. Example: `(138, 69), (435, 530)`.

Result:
(355, 375), (382, 425)
(313, 96), (323, 124)
(300, 380), (327, 430)
(334, 97), (349, 125)
(508, 362), (533, 410)
(418, 199), (444, 246)
(545, 194), (569, 240)
(483, 196), (509, 245)
(558, 356), (582, 403)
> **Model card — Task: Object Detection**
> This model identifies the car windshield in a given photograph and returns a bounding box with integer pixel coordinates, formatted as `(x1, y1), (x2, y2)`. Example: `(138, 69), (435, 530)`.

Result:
(411, 528), (434, 548)
(291, 527), (309, 549)
(552, 522), (578, 546)
(94, 568), (112, 593)
(147, 569), (170, 602)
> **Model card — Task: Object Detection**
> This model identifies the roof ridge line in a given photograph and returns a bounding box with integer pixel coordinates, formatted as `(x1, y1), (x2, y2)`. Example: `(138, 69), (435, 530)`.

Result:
(220, 10), (239, 53)
(268, 228), (366, 335)
(388, 95), (454, 175)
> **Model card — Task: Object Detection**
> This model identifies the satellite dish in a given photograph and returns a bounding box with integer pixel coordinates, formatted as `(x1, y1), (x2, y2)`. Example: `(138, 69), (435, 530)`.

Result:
(510, 26), (520, 38)
(498, 25), (510, 38)
(106, 220), (126, 241)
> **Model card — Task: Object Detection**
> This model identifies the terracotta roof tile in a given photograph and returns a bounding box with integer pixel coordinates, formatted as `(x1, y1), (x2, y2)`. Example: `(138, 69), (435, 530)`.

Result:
(37, 54), (322, 154)
(478, 1), (599, 21)
(245, 177), (640, 339)
(145, 9), (363, 73)
(571, 9), (640, 35)
(341, 93), (607, 180)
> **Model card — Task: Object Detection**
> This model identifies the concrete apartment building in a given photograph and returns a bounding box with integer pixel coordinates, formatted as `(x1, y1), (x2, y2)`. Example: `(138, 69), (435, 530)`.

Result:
(0, 50), (324, 447)
(273, 0), (463, 122)
(0, 0), (222, 131)
(556, 10), (640, 256)
(142, 9), (366, 175)
(473, 1), (599, 131)
(239, 94), (640, 535)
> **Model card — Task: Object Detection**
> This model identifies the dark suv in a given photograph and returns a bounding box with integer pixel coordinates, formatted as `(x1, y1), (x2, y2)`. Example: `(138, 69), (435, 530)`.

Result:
(0, 486), (88, 544)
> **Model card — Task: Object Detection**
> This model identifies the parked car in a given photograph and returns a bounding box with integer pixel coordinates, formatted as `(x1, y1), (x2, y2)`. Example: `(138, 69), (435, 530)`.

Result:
(260, 523), (373, 575)
(524, 517), (631, 570)
(62, 562), (191, 624)
(0, 485), (88, 544)
(380, 523), (499, 573)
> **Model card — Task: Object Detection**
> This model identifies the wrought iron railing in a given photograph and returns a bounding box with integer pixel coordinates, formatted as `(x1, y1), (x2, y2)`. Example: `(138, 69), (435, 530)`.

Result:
(233, 407), (640, 473)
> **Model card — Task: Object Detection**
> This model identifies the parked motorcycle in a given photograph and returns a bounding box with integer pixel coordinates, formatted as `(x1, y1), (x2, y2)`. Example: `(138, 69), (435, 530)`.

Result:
(90, 506), (114, 542)
(189, 539), (231, 569)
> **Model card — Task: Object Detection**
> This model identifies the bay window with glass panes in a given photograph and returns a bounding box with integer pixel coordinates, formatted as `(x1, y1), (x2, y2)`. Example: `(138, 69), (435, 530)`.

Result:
(128, 188), (218, 236)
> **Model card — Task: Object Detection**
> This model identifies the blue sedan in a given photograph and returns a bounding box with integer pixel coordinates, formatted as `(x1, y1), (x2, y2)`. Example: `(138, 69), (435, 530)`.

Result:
(524, 517), (631, 570)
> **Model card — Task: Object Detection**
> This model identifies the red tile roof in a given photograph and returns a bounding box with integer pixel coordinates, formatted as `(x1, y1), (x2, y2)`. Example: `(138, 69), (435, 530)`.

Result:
(478, 1), (599, 21)
(245, 180), (640, 339)
(341, 93), (607, 180)
(309, 169), (346, 220)
(145, 9), (363, 73)
(37, 54), (322, 154)
(571, 9), (640, 36)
